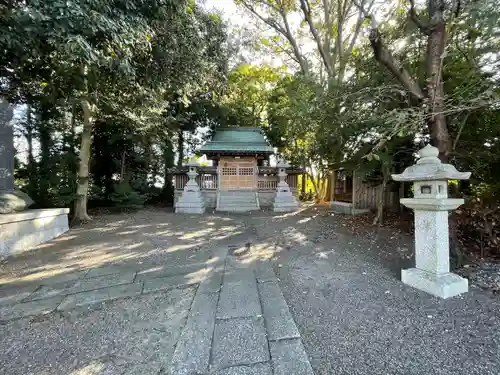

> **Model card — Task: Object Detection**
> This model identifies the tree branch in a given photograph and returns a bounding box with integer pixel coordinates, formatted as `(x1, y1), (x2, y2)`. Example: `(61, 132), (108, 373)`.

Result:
(452, 112), (469, 150)
(409, 0), (429, 34)
(239, 1), (286, 35)
(299, 0), (333, 77)
(353, 0), (425, 100)
(279, 6), (309, 74)
(269, 38), (299, 64)
(238, 0), (309, 74)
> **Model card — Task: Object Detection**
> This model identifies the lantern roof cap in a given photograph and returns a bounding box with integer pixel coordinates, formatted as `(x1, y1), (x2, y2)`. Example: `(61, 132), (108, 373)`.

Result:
(392, 145), (471, 182)
(277, 158), (290, 168)
(183, 157), (199, 167)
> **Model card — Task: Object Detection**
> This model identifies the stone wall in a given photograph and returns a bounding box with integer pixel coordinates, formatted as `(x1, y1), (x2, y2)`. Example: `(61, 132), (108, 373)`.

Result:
(0, 208), (69, 258)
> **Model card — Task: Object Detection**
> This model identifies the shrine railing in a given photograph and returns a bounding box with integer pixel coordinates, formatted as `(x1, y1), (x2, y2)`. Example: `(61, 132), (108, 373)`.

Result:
(257, 179), (278, 190)
(173, 172), (218, 190)
(173, 167), (299, 191)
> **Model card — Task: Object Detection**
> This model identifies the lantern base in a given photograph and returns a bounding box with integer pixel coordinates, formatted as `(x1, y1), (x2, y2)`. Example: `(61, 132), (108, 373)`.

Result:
(401, 268), (468, 299)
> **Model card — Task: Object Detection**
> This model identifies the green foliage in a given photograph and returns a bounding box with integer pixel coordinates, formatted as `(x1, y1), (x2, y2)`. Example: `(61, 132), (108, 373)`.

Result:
(109, 182), (148, 209)
(5, 0), (230, 211)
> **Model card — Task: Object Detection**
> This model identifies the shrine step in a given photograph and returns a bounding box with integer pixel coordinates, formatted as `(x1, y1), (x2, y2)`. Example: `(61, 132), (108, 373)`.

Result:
(217, 191), (260, 212)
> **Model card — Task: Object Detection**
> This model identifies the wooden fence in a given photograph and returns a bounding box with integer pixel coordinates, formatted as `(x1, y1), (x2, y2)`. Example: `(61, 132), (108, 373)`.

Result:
(353, 175), (402, 211)
(331, 169), (403, 211)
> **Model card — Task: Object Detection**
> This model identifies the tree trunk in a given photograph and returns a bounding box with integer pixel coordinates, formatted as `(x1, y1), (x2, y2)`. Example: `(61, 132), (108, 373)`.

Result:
(120, 151), (126, 183)
(373, 164), (390, 226)
(426, 0), (450, 161)
(73, 99), (93, 222)
(177, 129), (184, 168)
(307, 163), (320, 199)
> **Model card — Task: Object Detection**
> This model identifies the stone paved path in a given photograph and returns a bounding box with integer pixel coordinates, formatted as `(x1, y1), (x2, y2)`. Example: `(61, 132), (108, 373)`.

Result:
(0, 209), (313, 374)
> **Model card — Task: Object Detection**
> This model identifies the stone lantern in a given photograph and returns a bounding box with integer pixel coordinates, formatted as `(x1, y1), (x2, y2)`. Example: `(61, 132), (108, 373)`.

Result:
(392, 145), (471, 299)
(175, 158), (205, 214)
(272, 159), (299, 212)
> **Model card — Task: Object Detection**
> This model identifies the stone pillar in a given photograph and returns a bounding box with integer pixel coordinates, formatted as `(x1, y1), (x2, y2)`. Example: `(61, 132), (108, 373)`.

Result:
(272, 160), (299, 212)
(175, 162), (205, 214)
(392, 145), (471, 299)
(0, 99), (33, 214)
(0, 100), (15, 191)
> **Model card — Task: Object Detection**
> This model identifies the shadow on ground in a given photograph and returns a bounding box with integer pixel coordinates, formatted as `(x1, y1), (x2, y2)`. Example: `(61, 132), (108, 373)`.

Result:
(0, 208), (249, 288)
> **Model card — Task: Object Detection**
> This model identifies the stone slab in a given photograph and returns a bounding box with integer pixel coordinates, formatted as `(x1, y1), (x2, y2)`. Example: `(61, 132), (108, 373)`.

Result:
(143, 273), (204, 294)
(223, 267), (255, 284)
(215, 363), (273, 375)
(28, 272), (136, 301)
(197, 270), (223, 294)
(169, 290), (218, 375)
(85, 265), (139, 278)
(39, 270), (89, 285)
(0, 284), (38, 305)
(135, 262), (207, 281)
(255, 261), (278, 283)
(24, 280), (75, 301)
(270, 339), (314, 375)
(68, 272), (136, 294)
(57, 283), (143, 311)
(216, 278), (261, 319)
(401, 268), (468, 299)
(0, 295), (63, 321)
(258, 281), (300, 340)
(211, 317), (269, 370)
(19, 271), (88, 302)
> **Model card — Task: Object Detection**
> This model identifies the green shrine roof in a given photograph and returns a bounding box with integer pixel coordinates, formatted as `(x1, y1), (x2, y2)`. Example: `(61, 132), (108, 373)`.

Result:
(199, 127), (274, 155)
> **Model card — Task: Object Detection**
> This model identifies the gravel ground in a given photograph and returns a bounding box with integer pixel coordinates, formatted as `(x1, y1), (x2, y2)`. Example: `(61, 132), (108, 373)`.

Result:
(0, 287), (195, 375)
(245, 207), (500, 375)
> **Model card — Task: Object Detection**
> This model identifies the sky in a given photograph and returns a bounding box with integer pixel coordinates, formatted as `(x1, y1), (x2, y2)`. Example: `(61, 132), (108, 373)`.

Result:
(204, 0), (239, 19)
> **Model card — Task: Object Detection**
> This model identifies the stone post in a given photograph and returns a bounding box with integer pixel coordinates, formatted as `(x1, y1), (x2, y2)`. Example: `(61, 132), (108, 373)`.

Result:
(272, 160), (299, 212)
(392, 145), (471, 299)
(0, 100), (14, 191)
(0, 99), (33, 214)
(175, 160), (205, 214)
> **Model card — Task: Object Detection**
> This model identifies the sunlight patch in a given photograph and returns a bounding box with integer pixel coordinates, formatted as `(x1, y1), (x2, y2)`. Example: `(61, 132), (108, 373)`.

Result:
(69, 361), (106, 375)
(179, 228), (214, 240)
(297, 217), (312, 224)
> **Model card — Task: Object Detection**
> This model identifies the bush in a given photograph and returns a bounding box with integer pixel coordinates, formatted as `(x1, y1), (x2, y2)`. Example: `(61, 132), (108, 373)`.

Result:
(109, 182), (148, 209)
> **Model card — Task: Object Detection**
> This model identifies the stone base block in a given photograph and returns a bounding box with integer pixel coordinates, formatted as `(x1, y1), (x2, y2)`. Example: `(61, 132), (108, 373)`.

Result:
(175, 206), (205, 214)
(175, 191), (205, 214)
(331, 201), (370, 215)
(273, 193), (299, 213)
(401, 268), (468, 299)
(0, 208), (69, 258)
(273, 204), (298, 213)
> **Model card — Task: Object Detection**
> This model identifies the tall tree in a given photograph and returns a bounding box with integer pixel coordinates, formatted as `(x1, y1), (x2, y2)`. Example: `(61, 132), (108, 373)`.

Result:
(352, 0), (497, 161)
